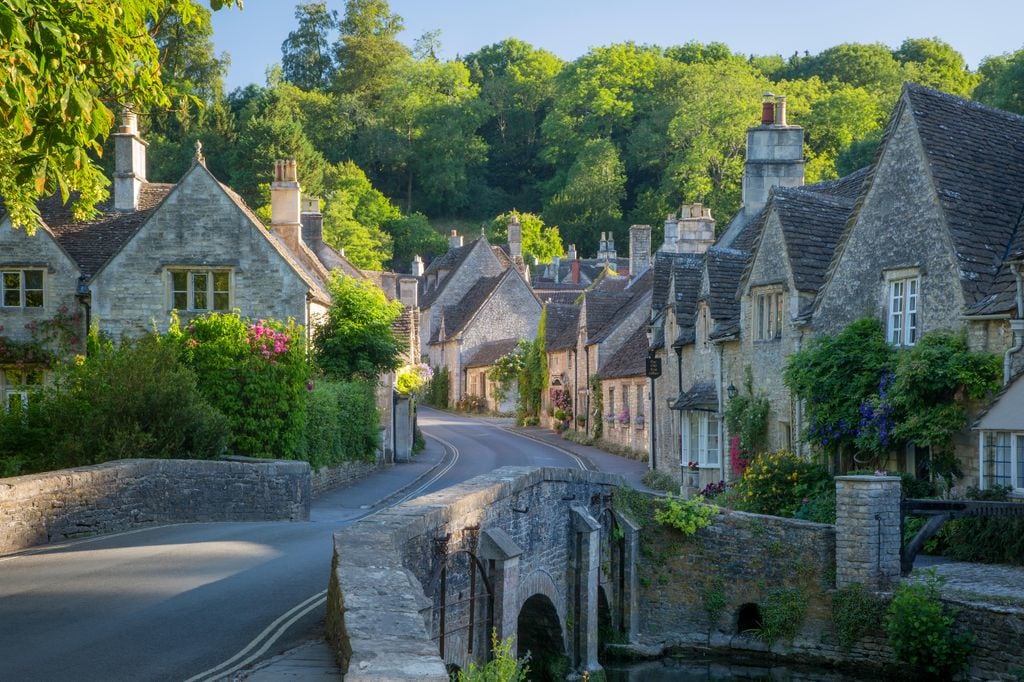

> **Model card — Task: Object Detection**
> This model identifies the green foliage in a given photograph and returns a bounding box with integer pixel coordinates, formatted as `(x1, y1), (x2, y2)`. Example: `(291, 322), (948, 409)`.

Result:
(456, 393), (487, 413)
(940, 486), (1024, 566)
(281, 2), (339, 92)
(831, 583), (884, 651)
(314, 273), (403, 380)
(758, 588), (808, 646)
(169, 312), (311, 458)
(424, 365), (450, 408)
(733, 450), (833, 518)
(386, 212), (448, 272)
(455, 630), (529, 682)
(514, 307), (547, 425)
(784, 318), (894, 463)
(641, 469), (679, 493)
(488, 212), (564, 264)
(975, 49), (1024, 114)
(612, 485), (653, 526)
(700, 576), (729, 634)
(588, 374), (603, 440)
(20, 335), (227, 471)
(303, 380), (379, 468)
(653, 494), (719, 536)
(488, 344), (526, 405)
(0, 0), (239, 231)
(395, 363), (431, 395)
(322, 160), (400, 269)
(885, 570), (973, 680)
(723, 367), (770, 456)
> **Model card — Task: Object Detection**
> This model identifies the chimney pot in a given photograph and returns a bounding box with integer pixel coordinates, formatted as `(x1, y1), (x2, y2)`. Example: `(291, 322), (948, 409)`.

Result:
(774, 96), (787, 126)
(571, 258), (581, 284)
(271, 158), (303, 252)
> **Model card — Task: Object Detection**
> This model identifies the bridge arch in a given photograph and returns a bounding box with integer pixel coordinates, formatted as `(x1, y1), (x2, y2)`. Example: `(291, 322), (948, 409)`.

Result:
(517, 593), (566, 681)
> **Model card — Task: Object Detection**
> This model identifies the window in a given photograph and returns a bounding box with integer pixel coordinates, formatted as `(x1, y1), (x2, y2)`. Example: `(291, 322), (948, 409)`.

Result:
(607, 387), (615, 423)
(2, 369), (43, 412)
(1, 269), (44, 308)
(682, 411), (721, 467)
(754, 291), (783, 341)
(981, 432), (1024, 492)
(887, 276), (919, 346)
(170, 269), (231, 312)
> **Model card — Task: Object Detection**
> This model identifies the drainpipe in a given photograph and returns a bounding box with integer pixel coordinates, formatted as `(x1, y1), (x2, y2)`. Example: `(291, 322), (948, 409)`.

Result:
(572, 347), (578, 432)
(584, 345), (591, 435)
(1004, 263), (1024, 385)
(74, 277), (91, 355)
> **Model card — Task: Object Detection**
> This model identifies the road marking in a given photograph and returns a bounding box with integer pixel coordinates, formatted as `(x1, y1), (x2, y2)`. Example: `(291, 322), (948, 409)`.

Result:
(183, 590), (328, 682)
(188, 435), (460, 680)
(499, 427), (589, 471)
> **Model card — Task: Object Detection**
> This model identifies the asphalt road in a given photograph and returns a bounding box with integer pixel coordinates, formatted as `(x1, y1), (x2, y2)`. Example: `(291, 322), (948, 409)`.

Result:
(0, 408), (583, 682)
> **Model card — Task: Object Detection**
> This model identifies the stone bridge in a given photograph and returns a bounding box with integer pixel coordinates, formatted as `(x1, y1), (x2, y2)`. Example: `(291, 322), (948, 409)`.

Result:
(326, 467), (639, 680)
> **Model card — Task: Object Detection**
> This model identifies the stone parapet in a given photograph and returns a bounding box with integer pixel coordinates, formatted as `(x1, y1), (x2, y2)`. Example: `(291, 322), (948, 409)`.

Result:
(834, 475), (902, 590)
(0, 457), (310, 554)
(311, 460), (379, 497)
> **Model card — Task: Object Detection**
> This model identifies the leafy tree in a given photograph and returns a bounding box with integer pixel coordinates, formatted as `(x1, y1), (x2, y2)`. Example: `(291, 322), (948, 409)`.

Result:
(488, 212), (564, 264)
(544, 138), (626, 254)
(314, 273), (403, 380)
(386, 212), (448, 272)
(281, 2), (339, 92)
(974, 49), (1024, 114)
(331, 0), (410, 105)
(801, 84), (886, 181)
(0, 0), (238, 231)
(321, 161), (398, 269)
(781, 42), (903, 93)
(895, 37), (979, 97)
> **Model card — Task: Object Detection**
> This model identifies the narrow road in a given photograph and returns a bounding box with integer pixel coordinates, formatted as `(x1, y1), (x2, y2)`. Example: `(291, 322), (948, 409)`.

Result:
(0, 408), (583, 681)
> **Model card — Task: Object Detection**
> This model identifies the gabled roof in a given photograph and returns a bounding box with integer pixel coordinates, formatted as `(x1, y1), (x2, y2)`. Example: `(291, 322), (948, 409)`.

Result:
(544, 303), (580, 351)
(582, 291), (634, 344)
(902, 83), (1024, 310)
(431, 272), (504, 344)
(464, 338), (519, 369)
(40, 183), (174, 277)
(671, 255), (705, 347)
(705, 247), (748, 331)
(598, 324), (649, 379)
(419, 238), (483, 309)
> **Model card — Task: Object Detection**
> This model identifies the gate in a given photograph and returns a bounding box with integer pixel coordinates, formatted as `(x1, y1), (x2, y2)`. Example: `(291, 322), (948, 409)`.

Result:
(426, 530), (495, 668)
(901, 498), (1024, 574)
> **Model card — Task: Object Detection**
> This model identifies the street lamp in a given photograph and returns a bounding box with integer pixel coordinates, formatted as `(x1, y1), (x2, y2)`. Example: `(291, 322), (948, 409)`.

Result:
(727, 383), (738, 400)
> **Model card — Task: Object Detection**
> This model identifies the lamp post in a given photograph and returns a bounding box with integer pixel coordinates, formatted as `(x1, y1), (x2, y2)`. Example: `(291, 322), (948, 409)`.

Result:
(727, 383), (738, 400)
(645, 324), (662, 471)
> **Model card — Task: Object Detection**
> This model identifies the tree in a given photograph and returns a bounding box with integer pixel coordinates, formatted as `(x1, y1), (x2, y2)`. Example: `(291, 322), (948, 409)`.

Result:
(281, 2), (339, 92)
(488, 212), (564, 264)
(895, 37), (979, 98)
(543, 138), (626, 255)
(0, 0), (238, 232)
(331, 0), (410, 104)
(386, 212), (448, 272)
(313, 273), (404, 380)
(974, 49), (1024, 114)
(321, 161), (399, 270)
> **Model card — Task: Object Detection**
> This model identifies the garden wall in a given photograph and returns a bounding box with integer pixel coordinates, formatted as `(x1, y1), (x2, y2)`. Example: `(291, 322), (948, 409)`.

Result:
(0, 457), (310, 554)
(311, 459), (379, 497)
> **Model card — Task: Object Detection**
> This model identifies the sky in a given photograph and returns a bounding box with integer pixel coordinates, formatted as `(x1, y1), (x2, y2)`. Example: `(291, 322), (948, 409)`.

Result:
(210, 0), (1024, 92)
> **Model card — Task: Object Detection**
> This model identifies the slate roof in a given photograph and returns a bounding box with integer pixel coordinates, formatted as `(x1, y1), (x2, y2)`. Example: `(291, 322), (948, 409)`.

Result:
(536, 290), (585, 305)
(544, 303), (581, 351)
(588, 269), (654, 345)
(582, 291), (634, 344)
(464, 338), (519, 368)
(670, 255), (706, 347)
(772, 187), (860, 294)
(705, 247), (748, 337)
(671, 382), (718, 411)
(432, 273), (504, 343)
(598, 324), (649, 379)
(420, 239), (477, 308)
(39, 183), (174, 277)
(902, 83), (1024, 312)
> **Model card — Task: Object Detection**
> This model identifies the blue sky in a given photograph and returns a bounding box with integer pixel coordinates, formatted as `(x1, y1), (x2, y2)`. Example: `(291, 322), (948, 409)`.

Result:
(211, 0), (1024, 91)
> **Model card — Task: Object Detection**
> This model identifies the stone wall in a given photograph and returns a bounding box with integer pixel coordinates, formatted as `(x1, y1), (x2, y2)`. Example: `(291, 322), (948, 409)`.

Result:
(311, 459), (379, 497)
(0, 457), (310, 554)
(600, 376), (649, 453)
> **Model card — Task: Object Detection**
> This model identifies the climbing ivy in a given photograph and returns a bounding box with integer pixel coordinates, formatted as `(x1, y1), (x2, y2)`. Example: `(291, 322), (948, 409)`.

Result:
(724, 366), (770, 459)
(588, 373), (603, 439)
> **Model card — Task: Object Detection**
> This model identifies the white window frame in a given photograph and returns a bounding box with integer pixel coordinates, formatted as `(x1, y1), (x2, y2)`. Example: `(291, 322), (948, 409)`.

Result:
(979, 431), (1024, 493)
(886, 273), (920, 347)
(2, 369), (43, 412)
(1, 269), (45, 308)
(168, 268), (232, 313)
(681, 411), (721, 467)
(753, 290), (784, 342)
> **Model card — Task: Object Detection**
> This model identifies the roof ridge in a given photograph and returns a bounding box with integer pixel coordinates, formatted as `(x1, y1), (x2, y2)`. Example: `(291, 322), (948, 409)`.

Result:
(903, 81), (1024, 124)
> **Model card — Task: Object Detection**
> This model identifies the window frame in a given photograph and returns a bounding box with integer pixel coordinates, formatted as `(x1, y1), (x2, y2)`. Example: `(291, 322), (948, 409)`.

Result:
(167, 268), (233, 313)
(2, 368), (43, 412)
(1, 268), (45, 309)
(980, 431), (1024, 493)
(681, 411), (721, 467)
(886, 272), (920, 347)
(753, 289), (784, 342)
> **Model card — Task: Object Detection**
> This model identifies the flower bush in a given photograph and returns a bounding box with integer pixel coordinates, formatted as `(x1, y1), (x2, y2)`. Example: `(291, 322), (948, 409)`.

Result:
(550, 387), (572, 413)
(395, 363), (432, 395)
(617, 408), (630, 424)
(732, 450), (832, 517)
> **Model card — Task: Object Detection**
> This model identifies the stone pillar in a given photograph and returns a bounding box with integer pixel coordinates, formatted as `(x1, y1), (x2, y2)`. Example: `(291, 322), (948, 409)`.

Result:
(613, 509), (641, 641)
(394, 395), (413, 462)
(834, 475), (902, 591)
(571, 506), (602, 675)
(479, 528), (523, 647)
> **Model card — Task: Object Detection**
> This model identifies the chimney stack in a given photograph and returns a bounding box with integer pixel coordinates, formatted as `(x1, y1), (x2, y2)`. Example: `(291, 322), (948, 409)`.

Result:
(300, 195), (323, 247)
(606, 233), (617, 263)
(551, 255), (561, 283)
(629, 224), (652, 277)
(411, 254), (425, 277)
(508, 215), (522, 259)
(448, 230), (463, 248)
(112, 108), (147, 211)
(661, 212), (679, 252)
(568, 244), (577, 262)
(571, 258), (580, 284)
(676, 204), (715, 254)
(398, 276), (419, 308)
(742, 93), (804, 219)
(271, 160), (303, 252)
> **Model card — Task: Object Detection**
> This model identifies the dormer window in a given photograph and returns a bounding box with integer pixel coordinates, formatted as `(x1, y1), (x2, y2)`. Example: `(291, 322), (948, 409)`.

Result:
(886, 274), (919, 347)
(753, 289), (783, 341)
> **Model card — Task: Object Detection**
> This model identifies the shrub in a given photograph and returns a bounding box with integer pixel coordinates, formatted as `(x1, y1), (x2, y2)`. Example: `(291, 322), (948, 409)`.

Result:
(832, 583), (884, 651)
(456, 630), (529, 682)
(941, 486), (1024, 565)
(654, 494), (718, 536)
(758, 588), (808, 646)
(395, 363), (432, 395)
(38, 335), (228, 470)
(885, 570), (972, 680)
(169, 313), (311, 459)
(456, 393), (487, 413)
(734, 450), (833, 517)
(304, 380), (380, 468)
(0, 397), (50, 476)
(425, 365), (450, 407)
(641, 468), (678, 493)
(313, 273), (403, 380)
